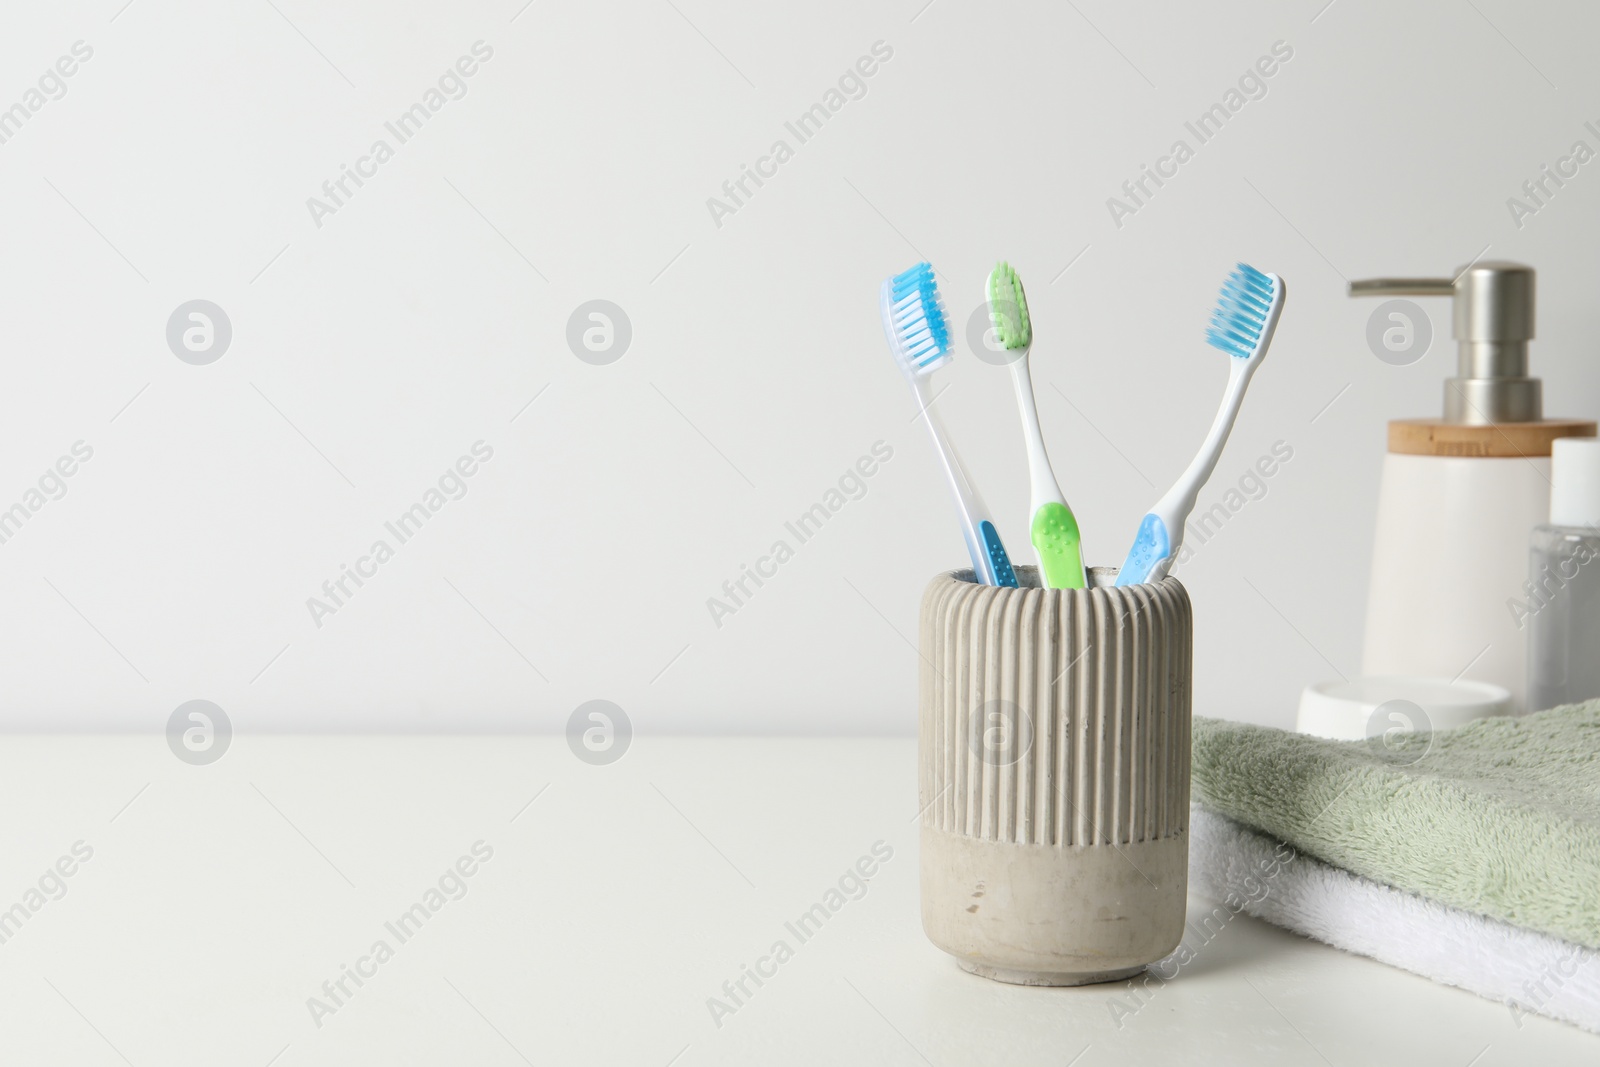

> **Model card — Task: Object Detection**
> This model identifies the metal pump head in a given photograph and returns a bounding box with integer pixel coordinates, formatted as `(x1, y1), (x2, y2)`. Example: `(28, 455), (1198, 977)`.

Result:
(1350, 261), (1540, 424)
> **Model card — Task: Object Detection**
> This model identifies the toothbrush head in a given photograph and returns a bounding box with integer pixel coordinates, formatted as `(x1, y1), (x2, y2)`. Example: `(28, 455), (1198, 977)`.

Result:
(882, 262), (952, 377)
(986, 261), (1032, 350)
(1206, 263), (1285, 363)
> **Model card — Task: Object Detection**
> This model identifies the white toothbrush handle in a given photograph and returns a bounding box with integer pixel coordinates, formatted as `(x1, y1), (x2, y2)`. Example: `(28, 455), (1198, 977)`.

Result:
(1151, 358), (1256, 557)
(1007, 353), (1067, 512)
(910, 375), (1006, 585)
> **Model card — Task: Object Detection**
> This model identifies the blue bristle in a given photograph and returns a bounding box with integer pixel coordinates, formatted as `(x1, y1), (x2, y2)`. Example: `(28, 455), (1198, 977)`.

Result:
(889, 262), (950, 369)
(1206, 263), (1275, 359)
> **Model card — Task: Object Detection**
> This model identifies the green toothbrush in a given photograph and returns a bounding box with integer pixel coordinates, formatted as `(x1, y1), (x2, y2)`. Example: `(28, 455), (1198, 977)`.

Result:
(988, 262), (1086, 589)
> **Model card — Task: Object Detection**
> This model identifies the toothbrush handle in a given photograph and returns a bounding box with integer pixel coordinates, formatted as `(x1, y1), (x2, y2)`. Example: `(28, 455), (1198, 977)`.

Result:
(1031, 502), (1086, 589)
(1163, 359), (1254, 521)
(1117, 360), (1255, 586)
(913, 380), (1017, 587)
(1115, 514), (1171, 586)
(1010, 358), (1086, 589)
(1008, 359), (1067, 509)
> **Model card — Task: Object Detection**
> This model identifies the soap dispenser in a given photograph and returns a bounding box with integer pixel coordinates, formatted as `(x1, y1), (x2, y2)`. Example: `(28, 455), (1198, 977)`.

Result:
(1350, 262), (1594, 710)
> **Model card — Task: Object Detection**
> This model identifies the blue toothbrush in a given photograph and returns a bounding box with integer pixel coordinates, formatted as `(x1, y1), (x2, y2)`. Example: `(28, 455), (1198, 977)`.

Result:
(1116, 263), (1286, 586)
(880, 263), (1017, 587)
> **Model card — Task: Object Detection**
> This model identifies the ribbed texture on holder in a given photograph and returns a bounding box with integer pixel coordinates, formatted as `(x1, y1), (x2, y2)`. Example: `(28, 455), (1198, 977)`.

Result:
(919, 571), (1192, 847)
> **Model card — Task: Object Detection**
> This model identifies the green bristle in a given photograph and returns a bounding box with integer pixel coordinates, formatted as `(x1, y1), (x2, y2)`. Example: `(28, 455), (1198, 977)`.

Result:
(986, 262), (1032, 350)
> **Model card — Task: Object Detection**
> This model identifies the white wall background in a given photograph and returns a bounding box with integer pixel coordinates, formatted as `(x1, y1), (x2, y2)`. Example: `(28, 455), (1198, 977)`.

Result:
(1, 0), (1597, 732)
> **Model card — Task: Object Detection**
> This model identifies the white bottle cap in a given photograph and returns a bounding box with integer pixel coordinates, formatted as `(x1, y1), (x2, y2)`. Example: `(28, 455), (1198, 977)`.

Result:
(1550, 437), (1600, 527)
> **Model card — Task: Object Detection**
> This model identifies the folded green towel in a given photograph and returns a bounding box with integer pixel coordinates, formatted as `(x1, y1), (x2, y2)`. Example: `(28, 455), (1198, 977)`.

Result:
(1192, 702), (1600, 949)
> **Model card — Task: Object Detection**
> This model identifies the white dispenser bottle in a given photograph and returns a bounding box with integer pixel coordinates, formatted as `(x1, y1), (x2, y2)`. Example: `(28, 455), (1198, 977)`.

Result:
(1350, 262), (1594, 711)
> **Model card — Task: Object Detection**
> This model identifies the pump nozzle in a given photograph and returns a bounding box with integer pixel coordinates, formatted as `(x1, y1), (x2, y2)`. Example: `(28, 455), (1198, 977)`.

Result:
(1350, 261), (1539, 424)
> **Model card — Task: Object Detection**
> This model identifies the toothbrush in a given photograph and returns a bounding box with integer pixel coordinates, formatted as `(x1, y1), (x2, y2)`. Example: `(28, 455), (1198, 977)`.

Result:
(881, 262), (1018, 587)
(1115, 263), (1286, 586)
(987, 262), (1086, 589)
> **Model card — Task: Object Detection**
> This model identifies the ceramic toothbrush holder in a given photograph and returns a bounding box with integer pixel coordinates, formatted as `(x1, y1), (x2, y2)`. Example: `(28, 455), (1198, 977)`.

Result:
(918, 565), (1192, 985)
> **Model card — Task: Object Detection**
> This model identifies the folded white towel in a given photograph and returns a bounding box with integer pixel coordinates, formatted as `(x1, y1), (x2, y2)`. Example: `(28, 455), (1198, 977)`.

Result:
(1189, 803), (1600, 1034)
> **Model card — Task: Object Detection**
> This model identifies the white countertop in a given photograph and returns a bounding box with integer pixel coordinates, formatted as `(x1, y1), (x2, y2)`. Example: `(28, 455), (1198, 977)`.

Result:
(1, 736), (1592, 1066)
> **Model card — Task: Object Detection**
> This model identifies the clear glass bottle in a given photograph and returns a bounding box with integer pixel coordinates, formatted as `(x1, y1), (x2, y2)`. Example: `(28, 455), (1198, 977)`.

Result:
(1526, 439), (1600, 711)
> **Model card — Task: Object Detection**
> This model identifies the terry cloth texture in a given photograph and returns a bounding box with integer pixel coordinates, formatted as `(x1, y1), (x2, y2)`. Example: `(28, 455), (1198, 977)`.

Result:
(1190, 803), (1600, 1034)
(1191, 703), (1600, 948)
